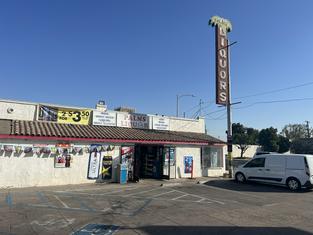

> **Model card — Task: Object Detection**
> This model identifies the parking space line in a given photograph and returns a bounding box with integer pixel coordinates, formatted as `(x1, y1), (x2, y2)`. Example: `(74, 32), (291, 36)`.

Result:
(54, 186), (144, 196)
(126, 187), (161, 196)
(151, 190), (175, 198)
(54, 195), (69, 208)
(173, 189), (225, 205)
(171, 194), (188, 201)
(196, 198), (206, 202)
(199, 184), (264, 199)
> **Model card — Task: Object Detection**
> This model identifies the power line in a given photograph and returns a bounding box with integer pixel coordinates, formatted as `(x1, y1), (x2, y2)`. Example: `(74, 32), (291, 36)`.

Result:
(234, 81), (313, 100)
(233, 97), (313, 110)
(205, 111), (227, 120)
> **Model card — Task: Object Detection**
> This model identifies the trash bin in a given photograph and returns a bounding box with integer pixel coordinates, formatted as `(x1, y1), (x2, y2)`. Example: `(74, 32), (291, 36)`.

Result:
(117, 163), (128, 184)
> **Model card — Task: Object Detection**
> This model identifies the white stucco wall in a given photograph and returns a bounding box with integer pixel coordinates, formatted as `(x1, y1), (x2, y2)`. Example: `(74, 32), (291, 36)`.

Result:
(0, 139), (121, 188)
(228, 145), (261, 158)
(175, 146), (201, 178)
(0, 101), (36, 121)
(169, 117), (205, 133)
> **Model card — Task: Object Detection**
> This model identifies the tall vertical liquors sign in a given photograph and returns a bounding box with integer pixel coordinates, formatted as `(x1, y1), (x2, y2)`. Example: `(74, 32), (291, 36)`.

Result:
(209, 16), (232, 105)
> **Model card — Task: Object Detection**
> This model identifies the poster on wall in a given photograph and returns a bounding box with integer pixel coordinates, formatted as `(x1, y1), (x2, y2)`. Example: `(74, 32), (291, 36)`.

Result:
(92, 110), (117, 126)
(121, 146), (134, 181)
(87, 145), (101, 179)
(55, 153), (72, 168)
(38, 105), (91, 125)
(184, 156), (193, 174)
(101, 155), (113, 180)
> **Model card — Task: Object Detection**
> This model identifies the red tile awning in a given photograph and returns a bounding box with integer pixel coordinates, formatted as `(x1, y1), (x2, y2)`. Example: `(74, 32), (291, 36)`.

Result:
(0, 120), (225, 146)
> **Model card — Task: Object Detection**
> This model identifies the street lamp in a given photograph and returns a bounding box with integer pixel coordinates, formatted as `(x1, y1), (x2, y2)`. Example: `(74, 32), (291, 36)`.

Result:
(176, 94), (195, 117)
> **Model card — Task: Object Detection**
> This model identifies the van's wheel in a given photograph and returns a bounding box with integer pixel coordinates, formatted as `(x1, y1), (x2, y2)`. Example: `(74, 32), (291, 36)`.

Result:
(235, 172), (246, 183)
(286, 178), (301, 191)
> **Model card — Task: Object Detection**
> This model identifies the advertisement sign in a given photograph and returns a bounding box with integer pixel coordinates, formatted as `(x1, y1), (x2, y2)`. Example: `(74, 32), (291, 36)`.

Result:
(117, 113), (149, 129)
(152, 116), (170, 130)
(209, 16), (232, 105)
(55, 154), (72, 168)
(101, 156), (113, 180)
(92, 110), (117, 126)
(87, 145), (101, 179)
(38, 105), (91, 125)
(184, 156), (193, 174)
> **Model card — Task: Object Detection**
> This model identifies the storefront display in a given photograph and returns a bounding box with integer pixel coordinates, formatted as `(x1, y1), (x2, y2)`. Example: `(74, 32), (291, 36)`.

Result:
(121, 146), (134, 181)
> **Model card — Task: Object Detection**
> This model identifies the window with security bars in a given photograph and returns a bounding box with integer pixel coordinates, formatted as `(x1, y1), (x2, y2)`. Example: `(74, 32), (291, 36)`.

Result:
(201, 147), (223, 168)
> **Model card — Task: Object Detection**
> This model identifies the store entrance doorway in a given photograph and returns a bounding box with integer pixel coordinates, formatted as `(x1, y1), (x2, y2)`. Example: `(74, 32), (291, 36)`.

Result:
(134, 145), (167, 180)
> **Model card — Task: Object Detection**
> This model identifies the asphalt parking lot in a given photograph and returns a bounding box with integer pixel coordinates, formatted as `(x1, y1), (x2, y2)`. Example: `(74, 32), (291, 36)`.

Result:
(1, 179), (313, 235)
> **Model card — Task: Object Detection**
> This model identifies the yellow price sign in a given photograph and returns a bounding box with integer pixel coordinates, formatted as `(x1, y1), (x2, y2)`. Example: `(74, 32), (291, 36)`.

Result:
(57, 109), (91, 125)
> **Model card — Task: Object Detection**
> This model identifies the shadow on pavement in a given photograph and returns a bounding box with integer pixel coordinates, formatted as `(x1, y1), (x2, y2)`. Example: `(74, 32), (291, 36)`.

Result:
(203, 179), (313, 193)
(130, 225), (312, 235)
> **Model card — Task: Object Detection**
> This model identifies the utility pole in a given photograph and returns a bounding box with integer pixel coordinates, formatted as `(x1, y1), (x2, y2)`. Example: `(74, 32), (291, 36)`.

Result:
(305, 120), (310, 138)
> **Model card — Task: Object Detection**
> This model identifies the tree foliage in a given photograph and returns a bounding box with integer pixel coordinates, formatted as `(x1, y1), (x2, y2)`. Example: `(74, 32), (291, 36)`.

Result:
(277, 135), (290, 153)
(232, 123), (259, 158)
(281, 124), (308, 141)
(291, 139), (313, 154)
(258, 127), (279, 152)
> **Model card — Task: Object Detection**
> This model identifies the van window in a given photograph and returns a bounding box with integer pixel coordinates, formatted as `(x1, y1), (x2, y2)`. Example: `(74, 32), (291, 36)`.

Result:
(244, 158), (265, 168)
(286, 156), (305, 169)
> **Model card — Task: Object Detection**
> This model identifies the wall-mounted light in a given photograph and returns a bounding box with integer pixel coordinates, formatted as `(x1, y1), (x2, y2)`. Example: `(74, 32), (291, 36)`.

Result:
(7, 108), (14, 114)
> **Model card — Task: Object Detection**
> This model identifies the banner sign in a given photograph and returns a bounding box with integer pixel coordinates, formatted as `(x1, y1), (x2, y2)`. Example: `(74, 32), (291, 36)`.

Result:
(184, 156), (193, 174)
(38, 105), (91, 125)
(209, 16), (232, 105)
(87, 145), (101, 179)
(117, 113), (149, 129)
(152, 116), (170, 130)
(92, 110), (117, 126)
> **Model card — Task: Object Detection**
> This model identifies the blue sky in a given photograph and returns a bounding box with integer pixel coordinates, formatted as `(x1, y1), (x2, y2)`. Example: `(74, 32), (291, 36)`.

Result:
(1, 0), (313, 139)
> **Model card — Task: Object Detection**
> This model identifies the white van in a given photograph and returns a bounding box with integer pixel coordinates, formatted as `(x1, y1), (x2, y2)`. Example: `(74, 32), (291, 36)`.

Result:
(234, 154), (313, 191)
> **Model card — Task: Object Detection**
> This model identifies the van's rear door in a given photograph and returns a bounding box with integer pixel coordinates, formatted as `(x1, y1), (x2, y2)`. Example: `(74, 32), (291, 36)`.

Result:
(305, 156), (313, 183)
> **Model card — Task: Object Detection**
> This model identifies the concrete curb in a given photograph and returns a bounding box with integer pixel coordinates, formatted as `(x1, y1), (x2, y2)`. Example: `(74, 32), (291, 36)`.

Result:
(160, 182), (182, 187)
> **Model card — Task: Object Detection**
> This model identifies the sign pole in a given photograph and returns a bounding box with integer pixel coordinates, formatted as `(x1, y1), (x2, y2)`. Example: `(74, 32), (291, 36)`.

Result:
(209, 16), (233, 178)
(226, 38), (233, 178)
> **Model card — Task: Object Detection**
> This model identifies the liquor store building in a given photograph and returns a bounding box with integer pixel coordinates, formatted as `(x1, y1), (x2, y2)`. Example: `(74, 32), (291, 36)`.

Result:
(0, 99), (226, 188)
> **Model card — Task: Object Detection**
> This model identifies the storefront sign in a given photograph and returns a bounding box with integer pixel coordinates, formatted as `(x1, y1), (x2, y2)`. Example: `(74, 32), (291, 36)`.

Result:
(38, 105), (91, 125)
(92, 110), (117, 126)
(184, 156), (193, 174)
(117, 113), (149, 129)
(152, 116), (170, 130)
(209, 16), (232, 105)
(87, 145), (101, 179)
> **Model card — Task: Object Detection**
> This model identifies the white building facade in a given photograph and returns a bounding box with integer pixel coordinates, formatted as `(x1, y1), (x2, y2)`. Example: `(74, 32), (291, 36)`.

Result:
(0, 99), (226, 188)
